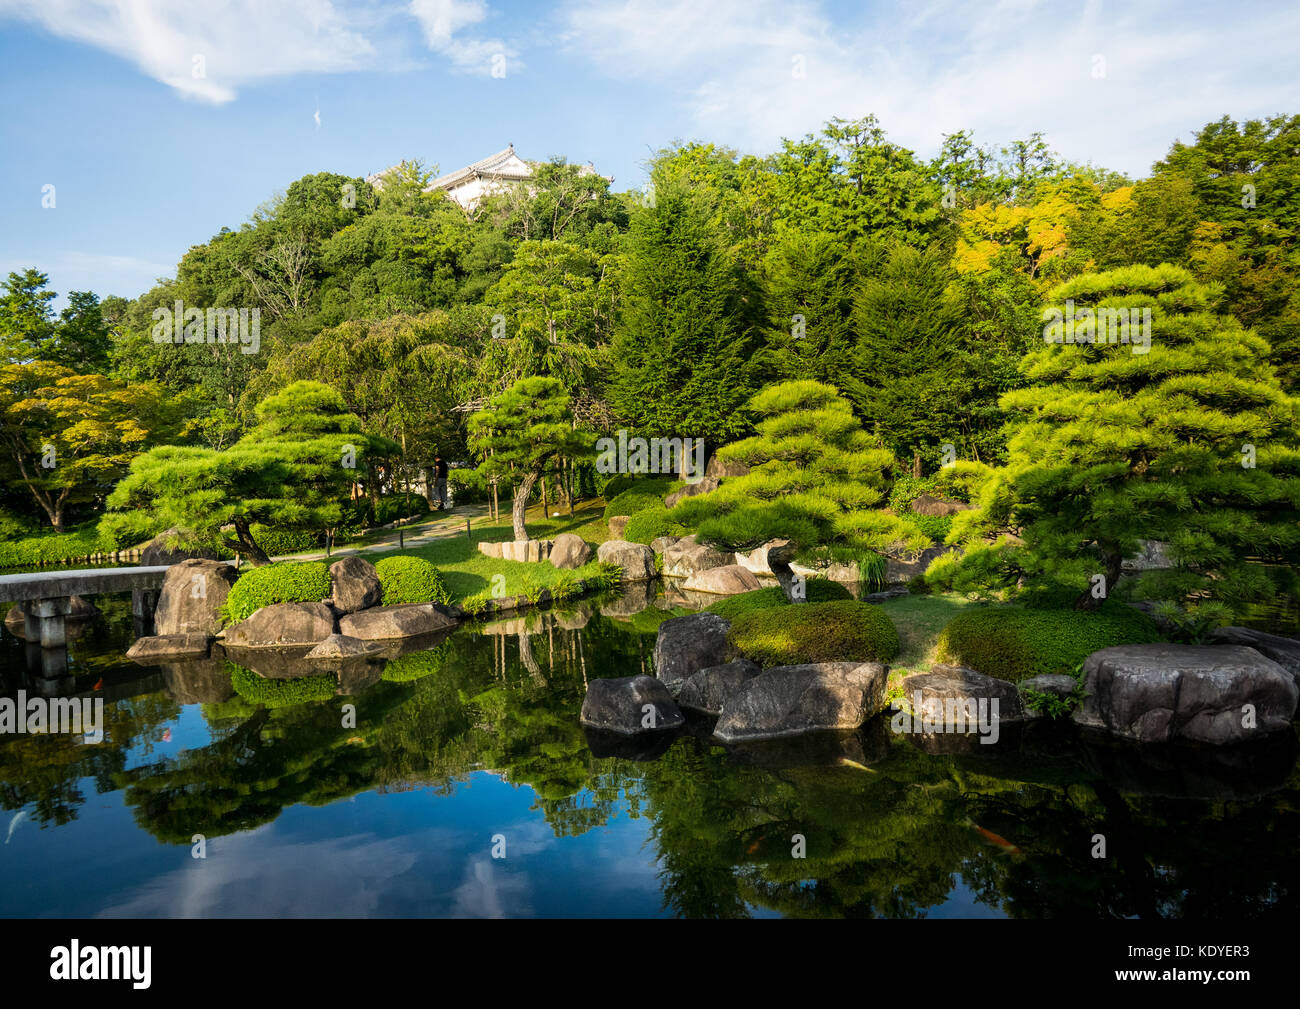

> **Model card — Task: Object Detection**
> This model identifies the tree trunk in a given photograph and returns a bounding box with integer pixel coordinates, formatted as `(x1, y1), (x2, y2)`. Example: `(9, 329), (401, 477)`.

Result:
(1075, 548), (1123, 611)
(225, 518), (272, 566)
(912, 451), (922, 479)
(512, 470), (539, 540)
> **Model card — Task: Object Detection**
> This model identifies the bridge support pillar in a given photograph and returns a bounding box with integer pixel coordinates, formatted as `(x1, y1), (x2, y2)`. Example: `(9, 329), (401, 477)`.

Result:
(25, 597), (71, 648)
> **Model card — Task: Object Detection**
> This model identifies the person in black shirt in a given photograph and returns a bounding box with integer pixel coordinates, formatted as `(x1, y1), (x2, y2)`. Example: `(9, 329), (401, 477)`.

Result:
(433, 455), (450, 511)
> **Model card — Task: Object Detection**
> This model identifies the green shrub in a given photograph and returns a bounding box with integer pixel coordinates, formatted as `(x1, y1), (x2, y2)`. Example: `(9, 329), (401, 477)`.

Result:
(728, 600), (899, 666)
(374, 555), (450, 606)
(249, 525), (321, 557)
(223, 561), (331, 624)
(447, 468), (488, 505)
(933, 605), (1163, 682)
(603, 488), (669, 521)
(706, 580), (854, 621)
(374, 493), (431, 525)
(228, 664), (337, 708)
(622, 506), (688, 544)
(600, 474), (676, 503)
(381, 644), (449, 682)
(0, 521), (157, 570)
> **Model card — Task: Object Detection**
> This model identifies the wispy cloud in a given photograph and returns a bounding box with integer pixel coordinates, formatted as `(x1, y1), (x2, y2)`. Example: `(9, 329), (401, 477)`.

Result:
(559, 0), (1300, 176)
(408, 0), (521, 76)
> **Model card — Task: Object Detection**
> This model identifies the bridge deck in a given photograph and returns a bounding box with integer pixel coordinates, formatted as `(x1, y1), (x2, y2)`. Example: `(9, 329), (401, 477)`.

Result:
(0, 565), (226, 604)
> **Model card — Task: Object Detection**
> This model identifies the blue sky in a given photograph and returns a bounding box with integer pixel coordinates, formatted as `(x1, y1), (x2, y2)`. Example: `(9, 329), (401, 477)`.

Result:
(1, 0), (1296, 305)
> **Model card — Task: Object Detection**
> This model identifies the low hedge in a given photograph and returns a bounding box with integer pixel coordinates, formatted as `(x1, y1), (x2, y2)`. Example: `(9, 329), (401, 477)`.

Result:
(222, 561), (331, 624)
(374, 555), (450, 606)
(932, 604), (1163, 682)
(705, 580), (854, 621)
(728, 600), (900, 666)
(622, 506), (689, 545)
(228, 664), (337, 708)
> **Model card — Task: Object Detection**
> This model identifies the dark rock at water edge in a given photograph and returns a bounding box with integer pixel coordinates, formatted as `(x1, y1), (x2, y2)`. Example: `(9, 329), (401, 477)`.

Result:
(580, 675), (685, 735)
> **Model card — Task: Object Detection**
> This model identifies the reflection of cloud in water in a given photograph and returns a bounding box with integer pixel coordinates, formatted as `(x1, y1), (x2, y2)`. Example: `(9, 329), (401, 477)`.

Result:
(98, 829), (421, 918)
(452, 858), (532, 918)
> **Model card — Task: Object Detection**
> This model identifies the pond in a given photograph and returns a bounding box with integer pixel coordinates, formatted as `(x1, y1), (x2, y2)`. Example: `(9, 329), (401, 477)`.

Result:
(1, 588), (1297, 918)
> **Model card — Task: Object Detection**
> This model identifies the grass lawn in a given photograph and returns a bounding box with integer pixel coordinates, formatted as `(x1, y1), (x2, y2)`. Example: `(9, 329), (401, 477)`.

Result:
(877, 592), (981, 691)
(356, 499), (613, 604)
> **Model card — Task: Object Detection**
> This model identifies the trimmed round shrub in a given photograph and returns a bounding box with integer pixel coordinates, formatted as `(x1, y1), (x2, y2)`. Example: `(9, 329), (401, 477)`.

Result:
(228, 664), (337, 708)
(933, 605), (1163, 682)
(728, 600), (900, 666)
(222, 561), (331, 624)
(374, 555), (450, 606)
(622, 506), (688, 544)
(706, 580), (854, 621)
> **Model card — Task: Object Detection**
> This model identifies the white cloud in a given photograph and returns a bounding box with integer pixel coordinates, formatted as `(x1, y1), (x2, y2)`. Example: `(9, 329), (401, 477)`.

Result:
(408, 0), (520, 75)
(0, 0), (376, 103)
(560, 0), (1300, 177)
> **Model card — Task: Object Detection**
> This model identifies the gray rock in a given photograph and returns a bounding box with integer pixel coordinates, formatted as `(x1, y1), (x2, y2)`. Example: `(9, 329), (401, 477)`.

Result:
(140, 527), (219, 566)
(713, 662), (889, 742)
(910, 494), (972, 518)
(305, 633), (386, 660)
(596, 539), (655, 581)
(338, 603), (457, 640)
(1075, 644), (1299, 745)
(654, 612), (732, 693)
(1019, 674), (1079, 715)
(683, 564), (762, 595)
(662, 538), (731, 577)
(154, 558), (238, 636)
(1206, 626), (1300, 688)
(476, 539), (553, 562)
(328, 556), (382, 613)
(665, 476), (720, 509)
(607, 516), (630, 539)
(580, 675), (685, 734)
(550, 532), (593, 569)
(884, 544), (955, 585)
(125, 634), (212, 661)
(678, 659), (762, 715)
(897, 664), (1025, 730)
(706, 454), (750, 479)
(224, 601), (336, 648)
(733, 539), (795, 576)
(650, 535), (681, 555)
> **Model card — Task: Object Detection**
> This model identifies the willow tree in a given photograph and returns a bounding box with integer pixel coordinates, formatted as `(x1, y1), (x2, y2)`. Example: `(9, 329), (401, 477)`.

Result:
(671, 380), (926, 567)
(468, 376), (586, 541)
(945, 264), (1300, 616)
(104, 381), (396, 564)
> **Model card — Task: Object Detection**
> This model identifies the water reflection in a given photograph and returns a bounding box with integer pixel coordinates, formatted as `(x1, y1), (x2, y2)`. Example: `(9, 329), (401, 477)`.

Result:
(1, 589), (1298, 918)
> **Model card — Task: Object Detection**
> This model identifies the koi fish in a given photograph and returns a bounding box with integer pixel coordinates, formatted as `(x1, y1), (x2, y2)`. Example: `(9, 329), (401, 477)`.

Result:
(745, 836), (765, 855)
(837, 757), (877, 773)
(969, 821), (1023, 855)
(93, 678), (104, 691)
(162, 728), (172, 743)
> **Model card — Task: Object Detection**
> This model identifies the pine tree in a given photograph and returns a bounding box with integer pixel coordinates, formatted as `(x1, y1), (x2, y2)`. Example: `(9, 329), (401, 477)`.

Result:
(948, 263), (1300, 615)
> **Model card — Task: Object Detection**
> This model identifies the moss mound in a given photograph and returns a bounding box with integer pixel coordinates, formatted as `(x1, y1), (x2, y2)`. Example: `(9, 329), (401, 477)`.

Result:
(622, 506), (689, 544)
(222, 561), (330, 624)
(728, 600), (899, 666)
(374, 555), (450, 606)
(705, 580), (854, 621)
(933, 604), (1163, 682)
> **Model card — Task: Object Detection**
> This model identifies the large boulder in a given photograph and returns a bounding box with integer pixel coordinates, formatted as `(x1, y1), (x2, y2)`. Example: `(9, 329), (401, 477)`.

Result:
(650, 535), (681, 555)
(596, 540), (655, 581)
(1206, 626), (1300, 688)
(678, 659), (762, 715)
(328, 556), (382, 613)
(665, 476), (719, 509)
(140, 527), (219, 566)
(125, 634), (212, 662)
(154, 558), (238, 637)
(607, 516), (630, 539)
(654, 612), (732, 694)
(896, 664), (1026, 736)
(683, 564), (762, 596)
(883, 544), (955, 586)
(550, 533), (594, 569)
(706, 454), (750, 479)
(910, 494), (972, 518)
(713, 662), (889, 743)
(580, 675), (685, 734)
(733, 539), (795, 576)
(1075, 644), (1299, 745)
(305, 633), (386, 660)
(223, 601), (336, 648)
(338, 603), (457, 640)
(662, 537), (731, 578)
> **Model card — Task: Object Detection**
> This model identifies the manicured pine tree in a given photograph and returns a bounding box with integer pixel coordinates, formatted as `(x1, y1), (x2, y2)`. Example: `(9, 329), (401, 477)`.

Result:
(950, 263), (1300, 615)
(469, 376), (586, 541)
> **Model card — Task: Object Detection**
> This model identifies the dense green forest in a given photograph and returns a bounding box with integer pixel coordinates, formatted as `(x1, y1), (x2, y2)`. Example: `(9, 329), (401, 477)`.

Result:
(2, 113), (1298, 618)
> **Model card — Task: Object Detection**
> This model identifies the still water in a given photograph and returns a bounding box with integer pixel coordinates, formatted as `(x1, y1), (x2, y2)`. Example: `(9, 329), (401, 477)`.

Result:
(1, 590), (1297, 918)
